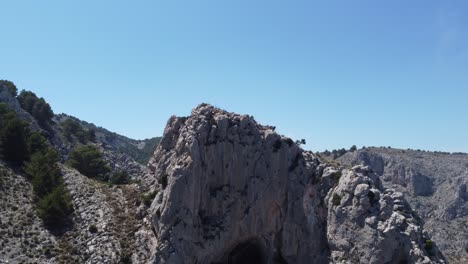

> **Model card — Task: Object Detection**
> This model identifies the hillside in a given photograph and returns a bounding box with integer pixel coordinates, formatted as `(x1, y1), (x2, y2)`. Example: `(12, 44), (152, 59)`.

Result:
(0, 82), (460, 263)
(336, 147), (468, 263)
(0, 82), (159, 263)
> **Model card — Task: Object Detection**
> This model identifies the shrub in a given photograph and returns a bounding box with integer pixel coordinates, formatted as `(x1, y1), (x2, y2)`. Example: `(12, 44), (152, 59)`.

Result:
(424, 239), (434, 256)
(0, 80), (18, 96)
(142, 190), (158, 207)
(295, 139), (306, 146)
(332, 193), (342, 206)
(26, 131), (48, 156)
(24, 149), (61, 197)
(120, 252), (132, 264)
(61, 118), (92, 143)
(87, 129), (96, 142)
(66, 145), (110, 180)
(0, 104), (30, 164)
(17, 90), (53, 127)
(109, 170), (129, 185)
(159, 174), (168, 189)
(368, 190), (377, 206)
(37, 185), (73, 226)
(332, 171), (342, 181)
(88, 224), (98, 233)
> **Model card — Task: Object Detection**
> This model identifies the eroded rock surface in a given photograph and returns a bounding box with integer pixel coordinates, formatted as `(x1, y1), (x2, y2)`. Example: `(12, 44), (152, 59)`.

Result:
(148, 104), (445, 264)
(339, 148), (468, 263)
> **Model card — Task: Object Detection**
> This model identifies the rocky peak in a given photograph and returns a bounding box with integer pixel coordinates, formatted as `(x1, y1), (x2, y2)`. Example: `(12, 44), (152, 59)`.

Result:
(147, 104), (445, 264)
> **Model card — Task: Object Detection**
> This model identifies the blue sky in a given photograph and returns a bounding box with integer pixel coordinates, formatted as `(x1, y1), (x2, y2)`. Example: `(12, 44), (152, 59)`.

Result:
(1, 0), (467, 152)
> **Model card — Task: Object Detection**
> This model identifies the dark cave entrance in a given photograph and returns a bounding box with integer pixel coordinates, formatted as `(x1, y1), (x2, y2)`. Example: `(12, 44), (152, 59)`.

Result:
(224, 239), (266, 264)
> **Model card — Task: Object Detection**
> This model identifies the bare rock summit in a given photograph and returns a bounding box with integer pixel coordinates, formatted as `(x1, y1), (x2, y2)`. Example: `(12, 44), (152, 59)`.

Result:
(146, 104), (445, 264)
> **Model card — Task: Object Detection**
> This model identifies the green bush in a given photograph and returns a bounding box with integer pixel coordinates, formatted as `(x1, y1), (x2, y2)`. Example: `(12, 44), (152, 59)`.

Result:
(88, 224), (98, 233)
(27, 131), (49, 156)
(17, 90), (53, 127)
(37, 184), (73, 226)
(0, 80), (18, 96)
(87, 129), (96, 142)
(24, 149), (61, 197)
(61, 118), (94, 143)
(66, 145), (110, 180)
(110, 170), (129, 185)
(0, 103), (30, 164)
(332, 171), (342, 181)
(424, 239), (434, 256)
(332, 193), (342, 206)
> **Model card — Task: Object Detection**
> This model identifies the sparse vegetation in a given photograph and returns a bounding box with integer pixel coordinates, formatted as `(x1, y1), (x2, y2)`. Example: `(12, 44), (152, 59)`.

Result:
(321, 145), (361, 159)
(332, 193), (342, 206)
(142, 190), (158, 207)
(295, 139), (306, 146)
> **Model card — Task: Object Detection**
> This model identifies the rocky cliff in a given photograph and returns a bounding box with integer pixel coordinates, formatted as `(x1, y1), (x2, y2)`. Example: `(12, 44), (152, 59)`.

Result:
(338, 148), (468, 263)
(147, 104), (445, 264)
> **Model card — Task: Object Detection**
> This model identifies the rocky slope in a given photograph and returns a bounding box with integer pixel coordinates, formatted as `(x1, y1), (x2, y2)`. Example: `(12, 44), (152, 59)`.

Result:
(147, 104), (445, 263)
(54, 114), (161, 165)
(1, 85), (158, 263)
(0, 161), (155, 264)
(338, 148), (468, 263)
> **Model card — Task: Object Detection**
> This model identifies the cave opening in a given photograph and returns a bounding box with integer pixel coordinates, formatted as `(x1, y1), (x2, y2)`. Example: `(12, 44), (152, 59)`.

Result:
(224, 239), (266, 264)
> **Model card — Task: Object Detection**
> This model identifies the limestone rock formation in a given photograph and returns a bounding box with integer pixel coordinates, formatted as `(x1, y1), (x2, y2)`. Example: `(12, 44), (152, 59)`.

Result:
(147, 104), (445, 264)
(338, 148), (468, 263)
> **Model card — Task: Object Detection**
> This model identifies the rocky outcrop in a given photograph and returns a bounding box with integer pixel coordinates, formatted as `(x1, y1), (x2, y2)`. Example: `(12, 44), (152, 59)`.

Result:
(147, 104), (444, 264)
(326, 166), (444, 263)
(338, 148), (468, 263)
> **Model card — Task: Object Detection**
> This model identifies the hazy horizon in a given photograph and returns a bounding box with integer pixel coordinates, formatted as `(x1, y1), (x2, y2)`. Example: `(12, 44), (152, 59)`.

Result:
(1, 0), (467, 153)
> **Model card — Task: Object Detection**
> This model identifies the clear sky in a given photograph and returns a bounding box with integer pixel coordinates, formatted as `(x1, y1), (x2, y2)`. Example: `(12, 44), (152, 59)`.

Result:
(1, 0), (467, 152)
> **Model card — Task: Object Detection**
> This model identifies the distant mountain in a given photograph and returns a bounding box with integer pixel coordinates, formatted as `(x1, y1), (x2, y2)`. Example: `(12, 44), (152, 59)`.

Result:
(54, 113), (161, 165)
(336, 147), (468, 263)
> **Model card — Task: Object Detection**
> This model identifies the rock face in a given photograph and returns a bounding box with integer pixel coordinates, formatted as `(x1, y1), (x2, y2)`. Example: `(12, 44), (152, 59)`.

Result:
(338, 148), (468, 263)
(148, 104), (444, 264)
